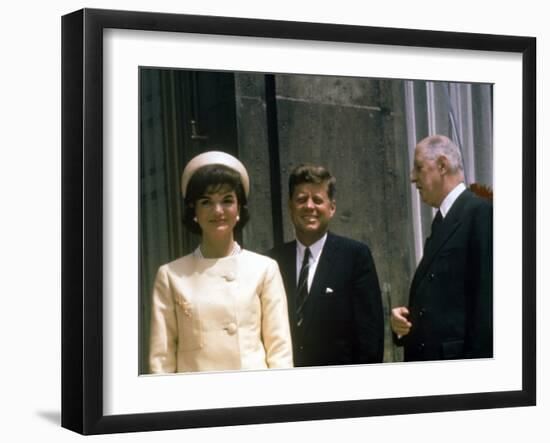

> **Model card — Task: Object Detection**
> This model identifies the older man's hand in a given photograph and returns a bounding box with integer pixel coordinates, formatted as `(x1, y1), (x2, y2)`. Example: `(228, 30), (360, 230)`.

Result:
(390, 306), (412, 338)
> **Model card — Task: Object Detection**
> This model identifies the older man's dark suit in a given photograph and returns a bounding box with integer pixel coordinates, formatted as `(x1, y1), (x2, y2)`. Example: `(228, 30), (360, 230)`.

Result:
(402, 189), (493, 361)
(269, 232), (384, 367)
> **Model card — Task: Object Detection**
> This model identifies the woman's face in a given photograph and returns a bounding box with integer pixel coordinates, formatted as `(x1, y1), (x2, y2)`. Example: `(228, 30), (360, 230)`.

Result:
(194, 184), (240, 239)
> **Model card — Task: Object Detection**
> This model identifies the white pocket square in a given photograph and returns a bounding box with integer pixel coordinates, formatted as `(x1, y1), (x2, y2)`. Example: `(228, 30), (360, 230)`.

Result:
(325, 287), (334, 294)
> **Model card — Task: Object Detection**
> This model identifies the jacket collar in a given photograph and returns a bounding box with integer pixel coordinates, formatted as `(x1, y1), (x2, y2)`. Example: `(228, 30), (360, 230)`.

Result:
(411, 190), (473, 293)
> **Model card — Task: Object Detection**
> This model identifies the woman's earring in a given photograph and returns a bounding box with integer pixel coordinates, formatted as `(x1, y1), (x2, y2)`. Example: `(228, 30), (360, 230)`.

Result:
(236, 215), (240, 221)
(193, 216), (198, 223)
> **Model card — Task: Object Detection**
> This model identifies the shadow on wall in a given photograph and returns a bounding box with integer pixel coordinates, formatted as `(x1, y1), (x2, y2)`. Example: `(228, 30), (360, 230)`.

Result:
(36, 410), (61, 426)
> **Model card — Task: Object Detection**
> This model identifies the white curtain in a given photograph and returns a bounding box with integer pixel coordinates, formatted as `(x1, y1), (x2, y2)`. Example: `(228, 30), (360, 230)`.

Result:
(403, 80), (493, 265)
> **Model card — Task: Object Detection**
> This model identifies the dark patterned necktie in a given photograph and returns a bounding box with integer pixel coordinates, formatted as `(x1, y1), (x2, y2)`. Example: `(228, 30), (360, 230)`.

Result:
(296, 247), (311, 327)
(432, 210), (443, 235)
(425, 210), (443, 248)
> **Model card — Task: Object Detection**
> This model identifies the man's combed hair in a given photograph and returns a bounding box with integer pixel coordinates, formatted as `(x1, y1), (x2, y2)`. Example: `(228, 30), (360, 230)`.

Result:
(288, 164), (336, 200)
(420, 134), (464, 173)
(182, 164), (250, 235)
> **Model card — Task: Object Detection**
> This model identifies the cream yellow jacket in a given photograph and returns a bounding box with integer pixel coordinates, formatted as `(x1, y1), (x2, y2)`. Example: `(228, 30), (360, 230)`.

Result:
(149, 249), (293, 373)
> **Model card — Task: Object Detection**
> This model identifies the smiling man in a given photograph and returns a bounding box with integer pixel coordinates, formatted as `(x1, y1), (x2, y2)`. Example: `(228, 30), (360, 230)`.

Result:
(391, 135), (493, 361)
(269, 164), (384, 367)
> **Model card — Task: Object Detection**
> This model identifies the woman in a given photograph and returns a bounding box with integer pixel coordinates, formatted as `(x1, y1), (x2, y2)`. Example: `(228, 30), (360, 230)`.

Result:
(149, 151), (293, 373)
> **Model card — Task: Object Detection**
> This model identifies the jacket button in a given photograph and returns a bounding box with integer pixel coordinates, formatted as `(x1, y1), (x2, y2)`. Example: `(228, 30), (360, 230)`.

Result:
(419, 308), (425, 317)
(428, 273), (435, 281)
(419, 343), (425, 351)
(224, 272), (235, 281)
(225, 323), (237, 335)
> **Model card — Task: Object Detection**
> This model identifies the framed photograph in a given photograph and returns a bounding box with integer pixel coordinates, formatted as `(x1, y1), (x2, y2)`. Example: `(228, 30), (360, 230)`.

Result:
(61, 8), (536, 435)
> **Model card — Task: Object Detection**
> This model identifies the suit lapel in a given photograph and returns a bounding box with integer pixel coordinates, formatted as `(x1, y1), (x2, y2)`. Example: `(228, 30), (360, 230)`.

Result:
(310, 232), (338, 297)
(301, 232), (339, 333)
(411, 190), (472, 293)
(280, 241), (298, 326)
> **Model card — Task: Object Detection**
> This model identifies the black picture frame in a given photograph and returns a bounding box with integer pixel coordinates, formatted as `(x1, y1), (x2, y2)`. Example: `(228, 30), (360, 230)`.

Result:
(61, 8), (536, 435)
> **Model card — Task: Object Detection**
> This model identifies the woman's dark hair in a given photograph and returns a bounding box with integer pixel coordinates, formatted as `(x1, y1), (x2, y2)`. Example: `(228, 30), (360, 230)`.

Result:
(182, 164), (250, 235)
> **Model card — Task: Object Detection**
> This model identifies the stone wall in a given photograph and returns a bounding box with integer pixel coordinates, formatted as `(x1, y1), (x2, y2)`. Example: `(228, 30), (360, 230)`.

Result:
(235, 73), (413, 361)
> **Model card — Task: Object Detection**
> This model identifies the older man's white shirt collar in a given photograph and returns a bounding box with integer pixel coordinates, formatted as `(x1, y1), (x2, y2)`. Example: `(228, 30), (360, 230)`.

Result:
(440, 182), (466, 218)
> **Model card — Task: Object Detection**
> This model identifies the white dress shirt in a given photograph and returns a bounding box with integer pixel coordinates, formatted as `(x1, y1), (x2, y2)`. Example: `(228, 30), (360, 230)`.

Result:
(295, 233), (328, 292)
(440, 182), (467, 218)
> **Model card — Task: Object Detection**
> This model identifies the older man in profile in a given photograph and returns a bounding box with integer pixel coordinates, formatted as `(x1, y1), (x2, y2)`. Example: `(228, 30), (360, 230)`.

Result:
(391, 135), (493, 361)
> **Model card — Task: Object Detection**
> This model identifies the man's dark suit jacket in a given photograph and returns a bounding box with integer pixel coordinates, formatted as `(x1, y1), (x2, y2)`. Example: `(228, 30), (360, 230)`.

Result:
(402, 189), (493, 361)
(269, 232), (384, 367)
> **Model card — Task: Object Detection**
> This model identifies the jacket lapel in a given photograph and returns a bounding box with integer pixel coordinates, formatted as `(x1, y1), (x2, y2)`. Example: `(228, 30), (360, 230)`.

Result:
(301, 232), (339, 333)
(411, 190), (471, 293)
(280, 241), (298, 327)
